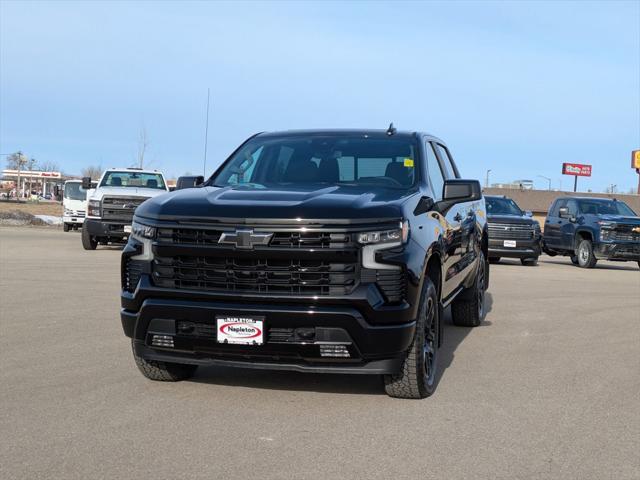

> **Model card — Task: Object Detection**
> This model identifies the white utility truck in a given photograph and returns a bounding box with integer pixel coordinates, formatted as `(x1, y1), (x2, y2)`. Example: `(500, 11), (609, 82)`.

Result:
(81, 167), (169, 250)
(61, 179), (88, 232)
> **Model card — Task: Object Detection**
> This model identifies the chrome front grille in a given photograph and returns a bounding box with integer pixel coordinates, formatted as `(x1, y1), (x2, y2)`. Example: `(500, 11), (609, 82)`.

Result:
(488, 223), (535, 240)
(102, 196), (148, 222)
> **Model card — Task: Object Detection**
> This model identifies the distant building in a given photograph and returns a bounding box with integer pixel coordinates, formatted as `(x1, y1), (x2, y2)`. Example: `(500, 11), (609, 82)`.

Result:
(490, 179), (534, 190)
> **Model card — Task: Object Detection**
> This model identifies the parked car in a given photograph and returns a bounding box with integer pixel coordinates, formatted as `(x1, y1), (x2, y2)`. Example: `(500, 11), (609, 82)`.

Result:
(543, 196), (640, 268)
(485, 195), (541, 265)
(120, 128), (489, 399)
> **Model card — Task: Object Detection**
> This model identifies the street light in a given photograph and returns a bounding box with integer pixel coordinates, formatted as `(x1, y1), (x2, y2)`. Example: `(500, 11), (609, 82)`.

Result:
(485, 169), (491, 188)
(537, 175), (552, 191)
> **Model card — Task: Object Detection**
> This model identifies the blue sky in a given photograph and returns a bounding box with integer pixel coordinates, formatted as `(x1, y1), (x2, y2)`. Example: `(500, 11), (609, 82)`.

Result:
(1, 0), (639, 192)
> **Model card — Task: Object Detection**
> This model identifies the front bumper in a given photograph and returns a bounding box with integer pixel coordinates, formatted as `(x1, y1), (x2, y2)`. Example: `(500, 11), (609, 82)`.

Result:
(85, 218), (130, 238)
(122, 271), (417, 373)
(594, 242), (640, 261)
(488, 238), (541, 259)
(63, 215), (85, 224)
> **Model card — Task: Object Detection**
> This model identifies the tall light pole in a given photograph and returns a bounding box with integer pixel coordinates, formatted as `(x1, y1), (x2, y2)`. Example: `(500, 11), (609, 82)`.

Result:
(485, 169), (491, 188)
(537, 175), (552, 191)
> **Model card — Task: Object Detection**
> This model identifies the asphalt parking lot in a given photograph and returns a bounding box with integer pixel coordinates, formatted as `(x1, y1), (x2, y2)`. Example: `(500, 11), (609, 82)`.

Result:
(1, 226), (639, 480)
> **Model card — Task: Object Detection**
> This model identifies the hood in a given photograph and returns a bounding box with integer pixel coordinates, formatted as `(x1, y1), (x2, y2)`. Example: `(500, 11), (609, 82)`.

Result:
(487, 214), (536, 225)
(90, 186), (168, 200)
(135, 185), (415, 225)
(593, 214), (640, 224)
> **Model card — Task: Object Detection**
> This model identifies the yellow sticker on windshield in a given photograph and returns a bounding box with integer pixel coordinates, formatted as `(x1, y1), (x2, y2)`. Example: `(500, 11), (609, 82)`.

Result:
(404, 158), (414, 167)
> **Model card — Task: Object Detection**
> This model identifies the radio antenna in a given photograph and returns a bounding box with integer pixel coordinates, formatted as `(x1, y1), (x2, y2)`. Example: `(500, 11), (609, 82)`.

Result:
(203, 88), (210, 176)
(386, 122), (396, 136)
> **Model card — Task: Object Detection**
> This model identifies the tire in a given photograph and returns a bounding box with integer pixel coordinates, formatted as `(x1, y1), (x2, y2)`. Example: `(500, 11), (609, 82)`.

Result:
(521, 257), (538, 266)
(576, 239), (597, 268)
(384, 277), (439, 399)
(81, 224), (97, 250)
(488, 257), (500, 264)
(451, 250), (486, 327)
(63, 223), (70, 232)
(132, 341), (197, 381)
(570, 255), (579, 265)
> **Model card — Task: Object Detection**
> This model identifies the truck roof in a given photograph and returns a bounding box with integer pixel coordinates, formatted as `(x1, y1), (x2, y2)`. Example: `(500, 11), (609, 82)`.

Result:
(104, 167), (165, 175)
(256, 129), (444, 143)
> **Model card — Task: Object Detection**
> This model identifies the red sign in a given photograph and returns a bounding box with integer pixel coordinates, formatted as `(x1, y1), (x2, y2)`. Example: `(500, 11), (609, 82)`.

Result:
(562, 163), (592, 177)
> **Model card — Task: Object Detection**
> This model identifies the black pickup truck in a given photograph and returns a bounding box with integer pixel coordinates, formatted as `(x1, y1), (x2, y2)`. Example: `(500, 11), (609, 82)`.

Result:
(120, 129), (488, 398)
(543, 196), (640, 268)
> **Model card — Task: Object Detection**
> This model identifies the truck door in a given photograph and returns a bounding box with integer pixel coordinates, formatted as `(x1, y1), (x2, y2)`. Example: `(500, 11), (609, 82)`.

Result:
(544, 199), (565, 248)
(432, 142), (474, 299)
(560, 199), (579, 249)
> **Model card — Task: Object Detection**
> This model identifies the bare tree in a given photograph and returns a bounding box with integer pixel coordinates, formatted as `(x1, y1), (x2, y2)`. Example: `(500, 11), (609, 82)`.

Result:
(5, 151), (27, 170)
(137, 126), (150, 168)
(81, 165), (103, 179)
(37, 160), (60, 172)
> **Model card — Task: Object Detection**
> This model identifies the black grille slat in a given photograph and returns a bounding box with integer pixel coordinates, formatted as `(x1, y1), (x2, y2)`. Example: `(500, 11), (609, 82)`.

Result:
(123, 258), (144, 293)
(601, 225), (640, 242)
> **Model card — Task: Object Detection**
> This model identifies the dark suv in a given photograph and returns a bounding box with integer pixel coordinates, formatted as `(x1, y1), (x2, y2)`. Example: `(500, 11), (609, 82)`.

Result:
(543, 196), (640, 268)
(485, 195), (542, 265)
(120, 129), (488, 399)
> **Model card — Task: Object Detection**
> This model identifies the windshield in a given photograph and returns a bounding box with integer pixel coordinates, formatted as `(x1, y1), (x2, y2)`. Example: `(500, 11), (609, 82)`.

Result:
(64, 182), (87, 201)
(211, 135), (419, 189)
(100, 171), (166, 190)
(486, 197), (523, 216)
(578, 199), (637, 216)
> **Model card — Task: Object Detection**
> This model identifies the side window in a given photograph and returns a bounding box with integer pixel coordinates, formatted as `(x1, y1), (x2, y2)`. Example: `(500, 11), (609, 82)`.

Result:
(566, 199), (578, 216)
(434, 144), (457, 179)
(425, 142), (445, 200)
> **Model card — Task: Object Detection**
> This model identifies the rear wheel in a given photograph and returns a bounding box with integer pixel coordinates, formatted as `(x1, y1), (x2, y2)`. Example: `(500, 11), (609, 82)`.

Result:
(81, 224), (97, 250)
(384, 277), (439, 399)
(132, 341), (197, 381)
(452, 250), (486, 327)
(570, 254), (579, 265)
(576, 239), (597, 268)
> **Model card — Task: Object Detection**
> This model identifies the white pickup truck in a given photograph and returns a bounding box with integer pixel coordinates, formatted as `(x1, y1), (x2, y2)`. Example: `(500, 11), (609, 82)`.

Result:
(82, 167), (169, 250)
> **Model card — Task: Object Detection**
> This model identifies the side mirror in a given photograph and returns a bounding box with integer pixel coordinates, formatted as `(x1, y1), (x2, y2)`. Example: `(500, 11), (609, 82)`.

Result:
(82, 177), (92, 189)
(176, 176), (204, 190)
(413, 196), (435, 216)
(525, 210), (533, 217)
(435, 179), (482, 213)
(558, 207), (570, 218)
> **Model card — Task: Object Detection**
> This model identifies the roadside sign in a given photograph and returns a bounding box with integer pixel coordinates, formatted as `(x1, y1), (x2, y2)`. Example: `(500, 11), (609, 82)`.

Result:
(562, 163), (592, 177)
(632, 150), (640, 169)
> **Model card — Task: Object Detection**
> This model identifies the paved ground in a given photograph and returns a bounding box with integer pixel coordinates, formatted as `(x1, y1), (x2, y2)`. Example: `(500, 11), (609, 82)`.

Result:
(1, 226), (639, 480)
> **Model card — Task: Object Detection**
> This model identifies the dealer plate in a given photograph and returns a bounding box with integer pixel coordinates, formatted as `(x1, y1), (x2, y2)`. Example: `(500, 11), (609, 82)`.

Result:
(216, 315), (264, 345)
(124, 225), (132, 233)
(503, 240), (517, 248)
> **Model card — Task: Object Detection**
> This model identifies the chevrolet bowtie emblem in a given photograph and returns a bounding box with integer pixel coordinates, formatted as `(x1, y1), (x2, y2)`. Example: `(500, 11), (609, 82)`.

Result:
(632, 227), (640, 234)
(218, 229), (273, 249)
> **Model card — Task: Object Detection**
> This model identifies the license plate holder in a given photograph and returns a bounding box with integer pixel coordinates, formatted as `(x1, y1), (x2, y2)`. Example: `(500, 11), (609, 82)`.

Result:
(124, 225), (132, 233)
(216, 315), (264, 345)
(503, 240), (517, 248)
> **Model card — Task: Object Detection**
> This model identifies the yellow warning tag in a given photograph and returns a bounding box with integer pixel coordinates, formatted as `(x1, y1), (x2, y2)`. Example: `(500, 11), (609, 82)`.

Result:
(404, 158), (414, 167)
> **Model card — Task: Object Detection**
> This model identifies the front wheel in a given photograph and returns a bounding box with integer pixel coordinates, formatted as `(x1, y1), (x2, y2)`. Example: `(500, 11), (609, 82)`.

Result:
(451, 250), (486, 327)
(488, 257), (501, 264)
(63, 223), (70, 232)
(384, 277), (439, 399)
(132, 341), (198, 381)
(576, 239), (597, 268)
(521, 257), (538, 266)
(81, 224), (97, 250)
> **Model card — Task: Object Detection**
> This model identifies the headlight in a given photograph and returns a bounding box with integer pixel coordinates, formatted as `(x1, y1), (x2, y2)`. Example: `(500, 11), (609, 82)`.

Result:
(131, 220), (156, 239)
(597, 221), (615, 229)
(357, 221), (409, 245)
(88, 200), (101, 217)
(64, 208), (73, 215)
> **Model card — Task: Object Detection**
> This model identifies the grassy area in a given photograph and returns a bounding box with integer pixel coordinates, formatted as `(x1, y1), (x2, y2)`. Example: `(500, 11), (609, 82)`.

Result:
(0, 201), (62, 216)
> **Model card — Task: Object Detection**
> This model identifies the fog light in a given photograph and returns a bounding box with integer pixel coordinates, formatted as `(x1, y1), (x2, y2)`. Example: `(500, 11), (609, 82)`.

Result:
(151, 334), (174, 348)
(319, 344), (350, 358)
